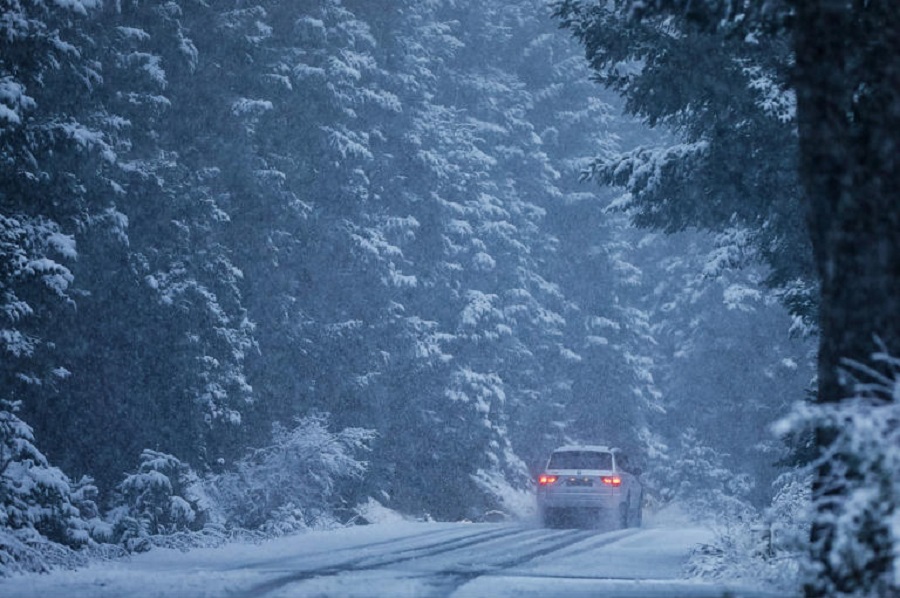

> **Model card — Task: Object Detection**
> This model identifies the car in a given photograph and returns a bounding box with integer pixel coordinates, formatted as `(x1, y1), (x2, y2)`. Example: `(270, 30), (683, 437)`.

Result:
(536, 445), (642, 529)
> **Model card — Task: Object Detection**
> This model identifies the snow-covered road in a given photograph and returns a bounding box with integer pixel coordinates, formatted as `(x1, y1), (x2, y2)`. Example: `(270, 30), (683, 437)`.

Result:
(2, 519), (787, 597)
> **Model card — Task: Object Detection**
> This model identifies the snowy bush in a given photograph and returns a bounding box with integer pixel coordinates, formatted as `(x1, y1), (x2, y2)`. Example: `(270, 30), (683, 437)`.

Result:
(656, 428), (807, 591)
(352, 497), (407, 525)
(472, 466), (535, 521)
(775, 348), (900, 596)
(653, 427), (756, 525)
(767, 469), (812, 554)
(685, 468), (809, 593)
(69, 476), (115, 544)
(202, 413), (375, 534)
(0, 401), (89, 576)
(110, 450), (204, 551)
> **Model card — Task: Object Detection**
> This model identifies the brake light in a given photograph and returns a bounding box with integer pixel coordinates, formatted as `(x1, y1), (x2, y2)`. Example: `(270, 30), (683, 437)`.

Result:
(601, 476), (622, 487)
(538, 474), (558, 485)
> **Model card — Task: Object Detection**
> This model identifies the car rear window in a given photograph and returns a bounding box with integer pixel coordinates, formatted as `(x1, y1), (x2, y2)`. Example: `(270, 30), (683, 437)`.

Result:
(547, 451), (612, 470)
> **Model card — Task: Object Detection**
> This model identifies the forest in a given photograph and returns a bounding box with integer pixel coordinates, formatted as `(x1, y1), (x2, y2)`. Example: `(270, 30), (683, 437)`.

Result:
(2, 1), (898, 595)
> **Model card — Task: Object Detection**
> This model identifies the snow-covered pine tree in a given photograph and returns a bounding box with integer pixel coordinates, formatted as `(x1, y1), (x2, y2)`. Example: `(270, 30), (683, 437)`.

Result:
(507, 2), (666, 467)
(195, 0), (407, 458)
(0, 0), (106, 398)
(112, 450), (202, 548)
(635, 229), (814, 507)
(551, 0), (814, 325)
(0, 0), (115, 567)
(0, 401), (88, 575)
(13, 0), (256, 492)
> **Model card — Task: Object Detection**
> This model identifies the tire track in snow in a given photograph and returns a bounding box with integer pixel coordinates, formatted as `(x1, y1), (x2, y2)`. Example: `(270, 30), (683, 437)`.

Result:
(235, 525), (536, 597)
(423, 527), (643, 597)
(232, 524), (479, 572)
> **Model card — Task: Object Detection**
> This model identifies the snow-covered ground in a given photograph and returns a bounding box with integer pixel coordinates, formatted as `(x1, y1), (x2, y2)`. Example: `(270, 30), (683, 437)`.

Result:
(1, 509), (789, 597)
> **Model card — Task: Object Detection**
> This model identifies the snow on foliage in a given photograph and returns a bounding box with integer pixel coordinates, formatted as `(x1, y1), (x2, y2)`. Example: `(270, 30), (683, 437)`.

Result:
(471, 466), (534, 521)
(0, 215), (75, 302)
(231, 98), (274, 116)
(0, 77), (35, 125)
(446, 368), (505, 416)
(723, 283), (763, 312)
(0, 401), (89, 576)
(1, 414), (373, 573)
(472, 251), (496, 271)
(202, 414), (375, 535)
(324, 125), (373, 160)
(1, 215), (75, 363)
(742, 64), (796, 124)
(665, 424), (807, 593)
(460, 290), (505, 334)
(50, 0), (100, 15)
(407, 316), (454, 363)
(774, 346), (900, 596)
(115, 26), (150, 42)
(599, 141), (710, 200)
(122, 51), (167, 88)
(653, 428), (756, 525)
(702, 226), (756, 278)
(112, 450), (201, 549)
(684, 465), (810, 594)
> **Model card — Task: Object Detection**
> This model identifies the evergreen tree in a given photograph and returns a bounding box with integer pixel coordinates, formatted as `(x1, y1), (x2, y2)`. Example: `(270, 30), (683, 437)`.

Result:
(17, 0), (256, 489)
(636, 229), (814, 506)
(552, 0), (814, 323)
(1, 0), (106, 398)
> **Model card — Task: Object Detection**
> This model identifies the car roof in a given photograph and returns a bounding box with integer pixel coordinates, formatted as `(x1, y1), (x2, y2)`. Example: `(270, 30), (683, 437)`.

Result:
(552, 445), (614, 453)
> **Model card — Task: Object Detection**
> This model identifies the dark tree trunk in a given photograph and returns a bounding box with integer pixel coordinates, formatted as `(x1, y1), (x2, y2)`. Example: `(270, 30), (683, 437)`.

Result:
(793, 1), (900, 594)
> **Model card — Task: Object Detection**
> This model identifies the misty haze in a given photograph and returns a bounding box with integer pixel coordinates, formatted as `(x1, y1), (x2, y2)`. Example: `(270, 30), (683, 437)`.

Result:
(2, 1), (899, 597)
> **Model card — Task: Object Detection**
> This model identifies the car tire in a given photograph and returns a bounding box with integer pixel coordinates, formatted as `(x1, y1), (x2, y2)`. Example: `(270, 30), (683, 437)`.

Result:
(619, 499), (630, 529)
(633, 491), (643, 527)
(540, 507), (556, 528)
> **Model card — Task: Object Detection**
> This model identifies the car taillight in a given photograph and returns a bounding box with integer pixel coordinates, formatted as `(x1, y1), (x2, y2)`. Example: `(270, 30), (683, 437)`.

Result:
(538, 474), (558, 485)
(601, 476), (622, 487)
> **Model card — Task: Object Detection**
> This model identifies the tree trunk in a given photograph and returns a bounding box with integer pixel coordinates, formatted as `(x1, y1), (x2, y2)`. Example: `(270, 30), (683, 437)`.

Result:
(793, 1), (900, 594)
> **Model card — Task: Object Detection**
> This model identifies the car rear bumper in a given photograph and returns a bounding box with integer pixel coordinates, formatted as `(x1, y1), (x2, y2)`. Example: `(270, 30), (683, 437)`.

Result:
(537, 492), (620, 509)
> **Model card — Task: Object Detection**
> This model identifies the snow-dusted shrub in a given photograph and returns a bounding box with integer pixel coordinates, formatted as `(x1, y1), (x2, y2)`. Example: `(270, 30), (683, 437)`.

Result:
(653, 427), (756, 524)
(472, 466), (535, 521)
(0, 528), (84, 577)
(767, 468), (812, 559)
(202, 413), (375, 534)
(69, 476), (115, 544)
(0, 400), (89, 575)
(685, 469), (809, 593)
(656, 428), (806, 590)
(352, 497), (407, 525)
(110, 450), (203, 550)
(136, 523), (267, 552)
(775, 348), (900, 596)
